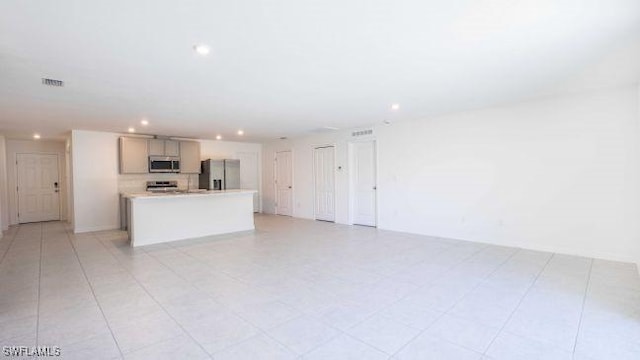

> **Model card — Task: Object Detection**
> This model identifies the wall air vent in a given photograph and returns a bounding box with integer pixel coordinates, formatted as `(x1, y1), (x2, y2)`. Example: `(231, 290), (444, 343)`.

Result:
(41, 78), (64, 87)
(351, 129), (373, 137)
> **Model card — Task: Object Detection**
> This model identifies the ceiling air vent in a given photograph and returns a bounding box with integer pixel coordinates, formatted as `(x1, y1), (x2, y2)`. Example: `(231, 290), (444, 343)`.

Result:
(41, 78), (64, 87)
(351, 129), (373, 137)
(310, 126), (339, 134)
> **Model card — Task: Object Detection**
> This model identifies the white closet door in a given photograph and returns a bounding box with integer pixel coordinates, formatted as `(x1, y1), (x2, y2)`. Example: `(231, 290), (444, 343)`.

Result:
(352, 141), (376, 226)
(314, 146), (335, 222)
(275, 150), (293, 216)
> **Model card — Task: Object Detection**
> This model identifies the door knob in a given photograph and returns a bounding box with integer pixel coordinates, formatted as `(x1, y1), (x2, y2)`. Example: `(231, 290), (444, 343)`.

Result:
(373, 186), (377, 190)
(288, 186), (292, 189)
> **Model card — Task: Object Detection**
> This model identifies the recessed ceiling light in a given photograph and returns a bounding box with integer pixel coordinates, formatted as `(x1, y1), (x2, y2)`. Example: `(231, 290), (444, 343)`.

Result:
(391, 103), (400, 110)
(128, 127), (136, 133)
(216, 135), (222, 140)
(237, 130), (244, 136)
(140, 119), (149, 126)
(193, 44), (211, 56)
(33, 133), (41, 139)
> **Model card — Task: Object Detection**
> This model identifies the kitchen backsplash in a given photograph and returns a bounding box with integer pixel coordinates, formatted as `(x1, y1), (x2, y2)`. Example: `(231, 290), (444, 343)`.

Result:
(118, 173), (199, 193)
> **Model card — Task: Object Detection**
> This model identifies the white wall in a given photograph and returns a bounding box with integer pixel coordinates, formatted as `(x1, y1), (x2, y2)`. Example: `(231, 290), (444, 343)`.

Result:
(5, 139), (68, 225)
(0, 135), (7, 233)
(200, 140), (261, 161)
(262, 85), (640, 264)
(378, 85), (640, 263)
(262, 132), (354, 223)
(71, 130), (120, 233)
(65, 136), (74, 226)
(636, 83), (640, 273)
(71, 130), (262, 232)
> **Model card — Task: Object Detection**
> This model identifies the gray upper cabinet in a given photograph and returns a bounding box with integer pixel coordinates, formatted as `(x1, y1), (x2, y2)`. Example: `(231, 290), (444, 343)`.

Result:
(148, 139), (165, 156)
(149, 139), (180, 156)
(119, 137), (149, 174)
(148, 139), (180, 157)
(180, 141), (201, 173)
(165, 140), (180, 157)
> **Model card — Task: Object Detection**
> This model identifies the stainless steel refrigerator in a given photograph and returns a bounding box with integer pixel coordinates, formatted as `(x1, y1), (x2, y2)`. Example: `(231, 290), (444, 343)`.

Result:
(199, 159), (240, 190)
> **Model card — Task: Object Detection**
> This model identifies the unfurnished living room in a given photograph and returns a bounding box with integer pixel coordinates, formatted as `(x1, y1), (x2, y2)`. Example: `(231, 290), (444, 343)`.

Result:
(1, 1), (639, 359)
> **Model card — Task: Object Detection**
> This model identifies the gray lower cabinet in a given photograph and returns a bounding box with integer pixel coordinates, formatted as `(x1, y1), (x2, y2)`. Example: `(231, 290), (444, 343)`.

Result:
(180, 141), (201, 173)
(119, 137), (149, 174)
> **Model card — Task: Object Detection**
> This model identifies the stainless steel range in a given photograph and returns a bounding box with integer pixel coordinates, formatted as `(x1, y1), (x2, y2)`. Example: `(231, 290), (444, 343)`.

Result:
(146, 180), (178, 193)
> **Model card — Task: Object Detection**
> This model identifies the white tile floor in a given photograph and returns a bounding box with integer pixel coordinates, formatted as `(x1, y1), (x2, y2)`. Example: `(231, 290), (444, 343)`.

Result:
(1, 214), (639, 359)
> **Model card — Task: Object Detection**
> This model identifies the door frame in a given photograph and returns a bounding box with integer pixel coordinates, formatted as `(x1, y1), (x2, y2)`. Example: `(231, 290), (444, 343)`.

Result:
(274, 149), (294, 216)
(348, 139), (378, 227)
(15, 152), (62, 223)
(312, 144), (337, 222)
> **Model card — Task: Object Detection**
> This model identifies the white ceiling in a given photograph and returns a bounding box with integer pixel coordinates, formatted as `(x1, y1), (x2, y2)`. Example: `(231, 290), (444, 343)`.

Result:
(1, 0), (639, 141)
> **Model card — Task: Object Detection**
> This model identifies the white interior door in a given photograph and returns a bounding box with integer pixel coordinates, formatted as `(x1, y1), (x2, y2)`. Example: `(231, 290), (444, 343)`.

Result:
(314, 146), (335, 222)
(237, 151), (260, 212)
(17, 153), (60, 223)
(352, 141), (377, 226)
(275, 150), (293, 216)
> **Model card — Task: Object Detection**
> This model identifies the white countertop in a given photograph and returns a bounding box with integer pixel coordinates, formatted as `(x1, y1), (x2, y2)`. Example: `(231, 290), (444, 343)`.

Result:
(123, 189), (256, 200)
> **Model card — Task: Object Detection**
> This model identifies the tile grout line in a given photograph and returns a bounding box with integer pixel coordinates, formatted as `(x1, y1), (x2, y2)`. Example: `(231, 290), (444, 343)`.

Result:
(257, 243), (479, 357)
(344, 244), (490, 326)
(143, 245), (304, 358)
(0, 224), (20, 267)
(35, 223), (43, 346)
(293, 244), (494, 358)
(92, 234), (214, 359)
(62, 225), (126, 359)
(387, 247), (522, 358)
(480, 253), (556, 356)
(437, 248), (524, 354)
(313, 245), (494, 358)
(443, 248), (522, 314)
(165, 241), (262, 287)
(571, 258), (594, 356)
(162, 234), (378, 357)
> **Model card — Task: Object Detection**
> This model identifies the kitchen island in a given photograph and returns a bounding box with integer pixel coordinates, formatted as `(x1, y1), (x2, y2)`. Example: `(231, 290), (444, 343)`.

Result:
(125, 190), (257, 247)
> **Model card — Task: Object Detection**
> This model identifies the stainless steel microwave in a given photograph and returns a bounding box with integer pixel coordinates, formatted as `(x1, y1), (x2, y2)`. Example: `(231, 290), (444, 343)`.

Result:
(149, 156), (180, 173)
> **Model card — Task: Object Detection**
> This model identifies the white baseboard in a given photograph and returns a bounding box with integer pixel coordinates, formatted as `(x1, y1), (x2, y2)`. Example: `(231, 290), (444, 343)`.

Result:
(73, 224), (120, 234)
(375, 225), (638, 265)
